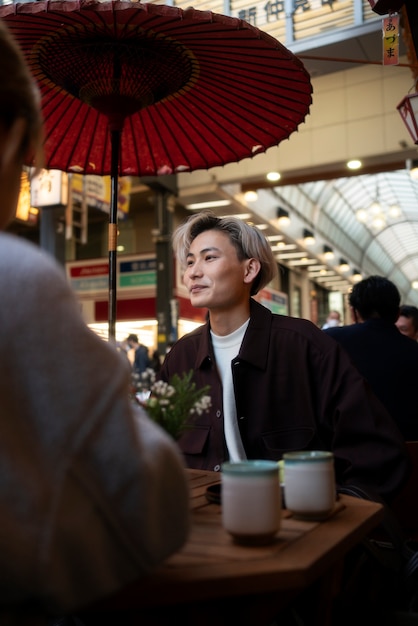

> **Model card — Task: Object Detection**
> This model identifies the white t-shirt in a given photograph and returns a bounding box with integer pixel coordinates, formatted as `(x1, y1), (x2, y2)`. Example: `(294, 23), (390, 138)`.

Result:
(211, 320), (249, 461)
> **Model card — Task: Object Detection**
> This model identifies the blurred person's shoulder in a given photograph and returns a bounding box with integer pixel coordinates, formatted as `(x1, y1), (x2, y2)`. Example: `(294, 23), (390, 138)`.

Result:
(0, 231), (65, 279)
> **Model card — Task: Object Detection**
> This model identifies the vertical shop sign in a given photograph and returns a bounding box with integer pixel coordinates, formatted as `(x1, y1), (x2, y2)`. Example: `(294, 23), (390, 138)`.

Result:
(382, 13), (399, 66)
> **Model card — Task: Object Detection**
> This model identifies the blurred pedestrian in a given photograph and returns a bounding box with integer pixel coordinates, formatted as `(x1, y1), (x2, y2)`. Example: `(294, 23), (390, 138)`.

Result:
(396, 304), (418, 341)
(321, 310), (342, 329)
(126, 333), (151, 375)
(150, 348), (162, 373)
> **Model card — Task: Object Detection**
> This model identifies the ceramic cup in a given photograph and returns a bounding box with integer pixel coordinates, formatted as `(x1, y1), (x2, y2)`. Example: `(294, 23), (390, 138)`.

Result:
(283, 451), (336, 520)
(221, 460), (281, 545)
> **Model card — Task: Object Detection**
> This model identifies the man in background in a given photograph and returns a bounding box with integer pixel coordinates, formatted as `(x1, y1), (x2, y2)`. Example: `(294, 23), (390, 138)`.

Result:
(396, 304), (418, 341)
(126, 333), (151, 375)
(321, 309), (342, 329)
(324, 275), (418, 440)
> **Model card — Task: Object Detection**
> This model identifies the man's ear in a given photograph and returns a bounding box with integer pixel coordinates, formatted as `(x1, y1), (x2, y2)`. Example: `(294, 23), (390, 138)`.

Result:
(0, 118), (27, 171)
(243, 258), (261, 284)
(349, 305), (357, 323)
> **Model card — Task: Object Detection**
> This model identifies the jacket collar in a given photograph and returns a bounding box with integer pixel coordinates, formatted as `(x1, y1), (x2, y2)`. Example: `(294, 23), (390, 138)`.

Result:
(195, 299), (273, 371)
(362, 318), (401, 333)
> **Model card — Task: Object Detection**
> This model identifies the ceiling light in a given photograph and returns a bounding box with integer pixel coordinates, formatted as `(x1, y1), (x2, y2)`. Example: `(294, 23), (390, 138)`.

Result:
(352, 269), (362, 282)
(356, 209), (368, 222)
(371, 214), (386, 230)
(219, 213), (252, 220)
(266, 171), (281, 182)
(388, 204), (401, 218)
(397, 92), (418, 145)
(186, 199), (231, 210)
(369, 201), (381, 215)
(303, 228), (315, 246)
(288, 259), (318, 266)
(276, 251), (307, 259)
(308, 264), (327, 272)
(244, 190), (258, 202)
(412, 281), (418, 290)
(318, 276), (349, 283)
(276, 207), (290, 227)
(308, 268), (330, 275)
(347, 159), (362, 170)
(355, 178), (402, 231)
(271, 243), (297, 251)
(323, 244), (334, 259)
(339, 258), (350, 272)
(407, 159), (418, 181)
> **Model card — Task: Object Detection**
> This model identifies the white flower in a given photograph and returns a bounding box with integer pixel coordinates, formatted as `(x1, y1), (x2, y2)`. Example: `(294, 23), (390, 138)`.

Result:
(135, 370), (211, 439)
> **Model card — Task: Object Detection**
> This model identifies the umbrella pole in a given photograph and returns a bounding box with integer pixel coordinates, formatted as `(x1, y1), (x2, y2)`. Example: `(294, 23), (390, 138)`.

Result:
(108, 128), (120, 342)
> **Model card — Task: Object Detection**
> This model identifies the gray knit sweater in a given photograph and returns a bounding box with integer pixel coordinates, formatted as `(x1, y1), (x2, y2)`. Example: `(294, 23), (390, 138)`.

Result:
(0, 232), (189, 615)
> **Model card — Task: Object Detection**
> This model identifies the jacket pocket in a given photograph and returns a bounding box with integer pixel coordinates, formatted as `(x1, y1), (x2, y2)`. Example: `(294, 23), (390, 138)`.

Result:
(178, 425), (210, 455)
(262, 426), (315, 455)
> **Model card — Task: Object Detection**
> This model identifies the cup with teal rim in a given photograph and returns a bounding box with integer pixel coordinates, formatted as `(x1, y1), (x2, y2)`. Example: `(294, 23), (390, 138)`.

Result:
(282, 451), (336, 520)
(221, 460), (281, 545)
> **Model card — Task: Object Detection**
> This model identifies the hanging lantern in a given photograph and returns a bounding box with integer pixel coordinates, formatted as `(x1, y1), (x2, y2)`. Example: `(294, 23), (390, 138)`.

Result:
(397, 92), (418, 144)
(367, 0), (404, 15)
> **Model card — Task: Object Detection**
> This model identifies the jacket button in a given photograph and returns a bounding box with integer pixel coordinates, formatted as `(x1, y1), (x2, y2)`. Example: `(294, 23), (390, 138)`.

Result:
(214, 464), (221, 472)
(216, 410), (221, 418)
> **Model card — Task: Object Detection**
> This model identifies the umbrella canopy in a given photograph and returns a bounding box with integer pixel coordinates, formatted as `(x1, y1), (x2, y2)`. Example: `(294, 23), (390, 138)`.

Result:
(0, 0), (312, 176)
(0, 0), (312, 338)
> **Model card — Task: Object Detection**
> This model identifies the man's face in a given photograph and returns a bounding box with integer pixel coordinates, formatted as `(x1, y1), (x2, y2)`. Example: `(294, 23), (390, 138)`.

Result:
(183, 229), (252, 311)
(395, 315), (418, 340)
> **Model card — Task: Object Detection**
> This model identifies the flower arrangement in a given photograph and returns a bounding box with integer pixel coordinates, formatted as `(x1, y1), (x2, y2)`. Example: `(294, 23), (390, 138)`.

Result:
(132, 368), (211, 439)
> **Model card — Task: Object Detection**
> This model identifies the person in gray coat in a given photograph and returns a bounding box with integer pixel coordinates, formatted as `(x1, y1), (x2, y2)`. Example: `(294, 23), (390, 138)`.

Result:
(0, 19), (189, 622)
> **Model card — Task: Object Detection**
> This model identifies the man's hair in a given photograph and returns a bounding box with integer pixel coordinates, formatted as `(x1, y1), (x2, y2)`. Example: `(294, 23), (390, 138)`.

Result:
(127, 334), (138, 343)
(349, 275), (400, 323)
(0, 20), (43, 169)
(399, 305), (418, 332)
(172, 211), (277, 296)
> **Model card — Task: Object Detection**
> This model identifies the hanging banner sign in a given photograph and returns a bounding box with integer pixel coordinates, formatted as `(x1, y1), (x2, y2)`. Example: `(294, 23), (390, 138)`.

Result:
(382, 13), (399, 66)
(70, 174), (131, 219)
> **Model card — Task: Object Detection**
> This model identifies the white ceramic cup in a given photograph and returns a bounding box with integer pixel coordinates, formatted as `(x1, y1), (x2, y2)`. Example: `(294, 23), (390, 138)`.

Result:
(221, 460), (281, 545)
(283, 451), (336, 520)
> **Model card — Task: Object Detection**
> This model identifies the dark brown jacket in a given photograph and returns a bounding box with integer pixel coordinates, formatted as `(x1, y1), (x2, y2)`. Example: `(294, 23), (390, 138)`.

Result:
(160, 299), (409, 502)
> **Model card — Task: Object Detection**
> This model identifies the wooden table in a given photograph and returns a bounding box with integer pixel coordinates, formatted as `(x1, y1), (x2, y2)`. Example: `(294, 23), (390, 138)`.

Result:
(82, 469), (384, 626)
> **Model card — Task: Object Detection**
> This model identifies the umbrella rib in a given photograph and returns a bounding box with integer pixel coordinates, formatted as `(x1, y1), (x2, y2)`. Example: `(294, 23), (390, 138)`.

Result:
(143, 108), (193, 172)
(150, 103), (231, 169)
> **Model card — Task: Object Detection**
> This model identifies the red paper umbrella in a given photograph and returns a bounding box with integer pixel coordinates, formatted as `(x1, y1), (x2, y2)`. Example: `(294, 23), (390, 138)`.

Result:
(0, 0), (312, 338)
